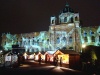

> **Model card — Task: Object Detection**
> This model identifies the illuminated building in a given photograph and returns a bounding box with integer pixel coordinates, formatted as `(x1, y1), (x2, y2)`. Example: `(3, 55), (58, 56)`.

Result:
(1, 3), (100, 53)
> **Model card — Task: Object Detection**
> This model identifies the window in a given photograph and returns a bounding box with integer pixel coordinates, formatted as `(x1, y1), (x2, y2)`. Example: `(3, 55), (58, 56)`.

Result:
(64, 17), (67, 22)
(5, 41), (6, 45)
(69, 47), (73, 50)
(32, 40), (34, 45)
(17, 38), (18, 41)
(42, 39), (44, 42)
(47, 39), (49, 41)
(47, 39), (49, 44)
(69, 36), (72, 42)
(63, 37), (66, 41)
(84, 37), (88, 42)
(99, 36), (100, 42)
(56, 37), (60, 44)
(52, 20), (54, 24)
(91, 32), (94, 34)
(75, 16), (78, 21)
(37, 39), (39, 42)
(16, 41), (18, 44)
(90, 31), (94, 36)
(84, 32), (87, 37)
(20, 41), (22, 45)
(71, 17), (73, 23)
(28, 40), (30, 45)
(91, 36), (95, 42)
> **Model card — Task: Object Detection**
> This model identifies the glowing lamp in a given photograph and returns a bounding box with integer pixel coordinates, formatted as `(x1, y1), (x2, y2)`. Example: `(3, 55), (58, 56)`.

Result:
(82, 44), (86, 48)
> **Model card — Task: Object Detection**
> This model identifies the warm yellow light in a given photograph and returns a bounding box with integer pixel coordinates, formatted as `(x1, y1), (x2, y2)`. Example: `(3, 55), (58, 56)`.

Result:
(23, 52), (28, 59)
(82, 44), (86, 48)
(58, 54), (69, 64)
(35, 55), (39, 60)
(28, 55), (34, 59)
(41, 55), (45, 60)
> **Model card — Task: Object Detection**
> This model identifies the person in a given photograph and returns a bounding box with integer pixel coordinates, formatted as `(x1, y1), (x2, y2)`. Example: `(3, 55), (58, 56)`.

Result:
(17, 55), (20, 66)
(38, 55), (41, 65)
(48, 57), (50, 63)
(60, 57), (62, 67)
(55, 57), (58, 66)
(53, 57), (56, 66)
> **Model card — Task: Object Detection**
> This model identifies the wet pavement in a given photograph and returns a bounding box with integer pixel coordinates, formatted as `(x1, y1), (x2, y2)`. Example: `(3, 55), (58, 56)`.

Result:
(0, 60), (88, 75)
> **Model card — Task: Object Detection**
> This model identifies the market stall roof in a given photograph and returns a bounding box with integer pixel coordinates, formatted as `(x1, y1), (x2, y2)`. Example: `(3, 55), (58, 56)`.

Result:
(45, 51), (56, 55)
(53, 50), (64, 55)
(40, 51), (45, 55)
(34, 51), (45, 55)
(60, 50), (80, 55)
(34, 52), (39, 55)
(44, 50), (80, 56)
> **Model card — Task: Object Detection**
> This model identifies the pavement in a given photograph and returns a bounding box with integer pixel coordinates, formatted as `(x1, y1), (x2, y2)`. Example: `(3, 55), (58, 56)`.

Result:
(0, 60), (89, 75)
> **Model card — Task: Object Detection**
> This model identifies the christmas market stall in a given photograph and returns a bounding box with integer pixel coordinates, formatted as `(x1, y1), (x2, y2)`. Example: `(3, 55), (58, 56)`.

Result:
(44, 51), (56, 63)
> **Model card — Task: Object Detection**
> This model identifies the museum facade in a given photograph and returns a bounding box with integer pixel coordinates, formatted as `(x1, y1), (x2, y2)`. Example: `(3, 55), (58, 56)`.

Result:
(1, 3), (100, 53)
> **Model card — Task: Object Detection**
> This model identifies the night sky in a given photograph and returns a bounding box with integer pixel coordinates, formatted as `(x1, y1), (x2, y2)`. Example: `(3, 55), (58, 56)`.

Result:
(0, 0), (100, 35)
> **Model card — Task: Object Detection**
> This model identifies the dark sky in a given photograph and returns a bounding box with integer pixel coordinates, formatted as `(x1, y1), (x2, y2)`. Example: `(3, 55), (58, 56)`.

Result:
(0, 0), (100, 34)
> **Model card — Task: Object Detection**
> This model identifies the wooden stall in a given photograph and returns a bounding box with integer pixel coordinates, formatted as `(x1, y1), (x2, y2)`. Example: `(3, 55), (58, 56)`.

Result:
(60, 50), (80, 69)
(44, 51), (56, 63)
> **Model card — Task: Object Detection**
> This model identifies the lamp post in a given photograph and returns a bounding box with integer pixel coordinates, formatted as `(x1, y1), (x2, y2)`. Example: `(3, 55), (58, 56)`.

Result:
(82, 44), (86, 53)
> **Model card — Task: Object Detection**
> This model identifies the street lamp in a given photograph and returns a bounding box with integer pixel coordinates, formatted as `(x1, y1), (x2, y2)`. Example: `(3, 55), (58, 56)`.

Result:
(0, 50), (2, 53)
(82, 44), (86, 53)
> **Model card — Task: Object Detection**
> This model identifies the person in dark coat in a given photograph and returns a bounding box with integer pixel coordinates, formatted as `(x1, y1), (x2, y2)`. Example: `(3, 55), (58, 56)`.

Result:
(60, 57), (62, 67)
(17, 55), (20, 66)
(54, 57), (58, 66)
(38, 55), (41, 64)
(53, 57), (56, 66)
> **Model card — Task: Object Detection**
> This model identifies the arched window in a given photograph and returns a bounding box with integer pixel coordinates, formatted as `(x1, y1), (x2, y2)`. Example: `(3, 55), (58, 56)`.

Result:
(71, 17), (73, 23)
(28, 40), (30, 45)
(37, 39), (39, 42)
(16, 41), (18, 45)
(56, 37), (60, 44)
(64, 17), (67, 22)
(90, 31), (94, 36)
(52, 20), (54, 24)
(47, 39), (49, 44)
(99, 36), (100, 42)
(84, 32), (87, 37)
(47, 39), (49, 41)
(91, 32), (94, 34)
(5, 41), (6, 45)
(20, 41), (22, 46)
(75, 16), (78, 21)
(17, 38), (18, 41)
(42, 39), (44, 42)
(84, 37), (88, 42)
(63, 37), (66, 41)
(32, 40), (34, 45)
(91, 36), (95, 42)
(69, 36), (72, 42)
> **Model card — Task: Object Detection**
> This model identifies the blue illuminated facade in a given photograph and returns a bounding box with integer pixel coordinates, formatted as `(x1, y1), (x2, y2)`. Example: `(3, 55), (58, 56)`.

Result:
(1, 3), (100, 53)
